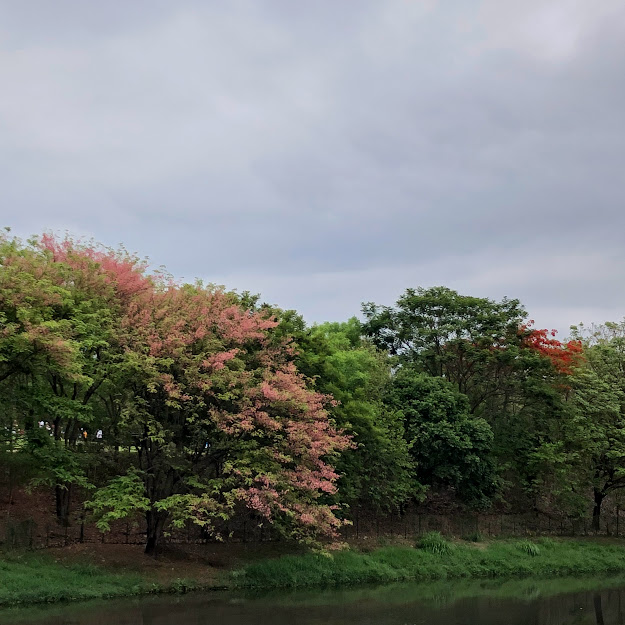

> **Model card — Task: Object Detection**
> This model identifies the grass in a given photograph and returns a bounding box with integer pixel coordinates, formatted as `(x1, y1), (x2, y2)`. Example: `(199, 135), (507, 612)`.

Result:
(418, 531), (454, 555)
(232, 537), (625, 589)
(0, 552), (174, 607)
(6, 537), (625, 607)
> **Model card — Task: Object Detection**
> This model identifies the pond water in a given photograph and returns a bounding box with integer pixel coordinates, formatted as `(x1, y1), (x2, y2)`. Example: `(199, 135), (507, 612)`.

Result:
(4, 577), (625, 625)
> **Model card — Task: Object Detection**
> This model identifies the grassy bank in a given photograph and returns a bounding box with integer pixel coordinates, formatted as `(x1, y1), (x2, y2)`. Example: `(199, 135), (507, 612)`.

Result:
(6, 536), (625, 607)
(232, 535), (625, 589)
(0, 554), (154, 606)
(0, 553), (207, 607)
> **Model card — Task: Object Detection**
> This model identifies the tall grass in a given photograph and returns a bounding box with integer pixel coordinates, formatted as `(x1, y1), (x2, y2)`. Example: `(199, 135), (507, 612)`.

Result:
(232, 539), (625, 589)
(418, 532), (453, 555)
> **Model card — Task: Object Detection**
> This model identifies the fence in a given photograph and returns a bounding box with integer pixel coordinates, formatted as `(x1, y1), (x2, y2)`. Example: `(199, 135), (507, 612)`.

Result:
(343, 509), (624, 541)
(2, 507), (624, 551)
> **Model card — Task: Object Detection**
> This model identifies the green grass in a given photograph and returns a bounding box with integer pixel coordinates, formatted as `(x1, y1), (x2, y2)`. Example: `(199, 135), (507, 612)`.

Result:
(232, 538), (625, 589)
(0, 553), (158, 607)
(6, 538), (625, 607)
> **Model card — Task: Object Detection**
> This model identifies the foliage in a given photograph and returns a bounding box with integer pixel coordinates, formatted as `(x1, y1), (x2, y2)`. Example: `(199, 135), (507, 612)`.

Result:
(362, 286), (527, 410)
(558, 323), (625, 527)
(283, 316), (417, 513)
(0, 233), (350, 553)
(87, 469), (150, 531)
(3, 230), (625, 552)
(385, 369), (497, 507)
(364, 286), (585, 508)
(112, 282), (351, 552)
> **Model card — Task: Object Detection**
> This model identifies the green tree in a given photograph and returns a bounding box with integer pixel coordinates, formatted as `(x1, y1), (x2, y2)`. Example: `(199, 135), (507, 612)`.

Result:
(362, 286), (527, 415)
(564, 323), (625, 530)
(385, 368), (497, 508)
(363, 286), (582, 509)
(293, 318), (417, 513)
(0, 232), (80, 387)
(1, 234), (151, 524)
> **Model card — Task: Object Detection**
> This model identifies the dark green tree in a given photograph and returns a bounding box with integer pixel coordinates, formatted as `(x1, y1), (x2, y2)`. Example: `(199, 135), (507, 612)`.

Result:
(385, 368), (497, 508)
(363, 287), (582, 509)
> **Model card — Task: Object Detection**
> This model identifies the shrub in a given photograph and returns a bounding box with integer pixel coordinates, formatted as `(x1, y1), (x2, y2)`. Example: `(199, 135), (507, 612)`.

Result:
(418, 532), (453, 555)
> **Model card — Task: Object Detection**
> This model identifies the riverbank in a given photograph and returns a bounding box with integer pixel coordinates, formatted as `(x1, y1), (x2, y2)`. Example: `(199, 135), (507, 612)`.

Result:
(4, 536), (625, 606)
(0, 544), (230, 607)
(232, 536), (625, 589)
(0, 553), (155, 606)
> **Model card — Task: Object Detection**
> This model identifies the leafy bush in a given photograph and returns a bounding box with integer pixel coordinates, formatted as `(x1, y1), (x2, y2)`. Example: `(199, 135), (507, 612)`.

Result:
(418, 532), (453, 555)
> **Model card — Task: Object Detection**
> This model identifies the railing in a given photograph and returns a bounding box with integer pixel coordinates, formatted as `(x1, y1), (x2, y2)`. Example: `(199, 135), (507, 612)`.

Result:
(2, 509), (624, 551)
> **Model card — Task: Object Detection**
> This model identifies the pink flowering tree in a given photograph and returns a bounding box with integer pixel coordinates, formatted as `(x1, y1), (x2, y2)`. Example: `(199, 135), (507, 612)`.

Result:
(22, 234), (152, 523)
(91, 280), (350, 554)
(3, 232), (349, 551)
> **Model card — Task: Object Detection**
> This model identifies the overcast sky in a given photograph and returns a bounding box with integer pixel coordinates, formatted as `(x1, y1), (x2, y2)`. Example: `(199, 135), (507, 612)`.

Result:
(1, 1), (624, 336)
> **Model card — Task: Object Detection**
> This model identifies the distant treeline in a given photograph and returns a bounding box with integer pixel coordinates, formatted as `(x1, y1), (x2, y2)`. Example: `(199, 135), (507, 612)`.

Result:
(1, 231), (623, 554)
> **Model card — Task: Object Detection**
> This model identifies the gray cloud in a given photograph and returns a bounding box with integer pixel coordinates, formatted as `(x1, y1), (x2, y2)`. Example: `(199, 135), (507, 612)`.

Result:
(1, 0), (625, 336)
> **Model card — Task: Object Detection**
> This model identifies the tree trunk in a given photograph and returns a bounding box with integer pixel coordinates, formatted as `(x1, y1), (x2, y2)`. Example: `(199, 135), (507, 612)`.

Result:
(592, 489), (605, 532)
(144, 509), (167, 556)
(55, 483), (72, 526)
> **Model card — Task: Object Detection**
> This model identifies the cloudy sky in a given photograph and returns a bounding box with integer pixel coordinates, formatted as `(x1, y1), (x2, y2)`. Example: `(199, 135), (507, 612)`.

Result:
(1, 1), (624, 335)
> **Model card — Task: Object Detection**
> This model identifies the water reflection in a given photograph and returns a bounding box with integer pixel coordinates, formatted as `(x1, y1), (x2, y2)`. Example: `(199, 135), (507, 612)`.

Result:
(5, 577), (625, 625)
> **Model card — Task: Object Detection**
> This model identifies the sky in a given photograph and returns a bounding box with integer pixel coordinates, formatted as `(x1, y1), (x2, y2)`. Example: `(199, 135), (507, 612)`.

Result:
(1, 1), (624, 337)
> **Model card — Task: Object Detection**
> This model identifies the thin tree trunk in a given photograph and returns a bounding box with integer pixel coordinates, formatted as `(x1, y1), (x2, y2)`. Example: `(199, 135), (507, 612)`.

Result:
(592, 489), (605, 532)
(55, 484), (72, 526)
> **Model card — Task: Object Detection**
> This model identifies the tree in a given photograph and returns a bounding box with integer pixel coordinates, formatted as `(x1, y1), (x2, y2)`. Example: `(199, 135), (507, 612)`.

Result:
(362, 286), (528, 415)
(93, 283), (350, 554)
(563, 323), (625, 530)
(287, 318), (417, 513)
(385, 368), (497, 508)
(0, 232), (96, 522)
(21, 234), (149, 523)
(0, 232), (80, 386)
(1, 233), (350, 553)
(362, 286), (583, 508)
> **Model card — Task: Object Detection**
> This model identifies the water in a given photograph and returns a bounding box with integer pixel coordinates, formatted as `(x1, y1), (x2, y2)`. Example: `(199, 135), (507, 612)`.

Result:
(3, 577), (625, 625)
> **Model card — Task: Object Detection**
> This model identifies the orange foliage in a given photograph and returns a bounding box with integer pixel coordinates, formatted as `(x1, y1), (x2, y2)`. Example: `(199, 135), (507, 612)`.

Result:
(521, 323), (584, 375)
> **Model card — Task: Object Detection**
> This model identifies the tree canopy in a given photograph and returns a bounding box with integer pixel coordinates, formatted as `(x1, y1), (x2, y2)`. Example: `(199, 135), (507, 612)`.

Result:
(3, 232), (622, 549)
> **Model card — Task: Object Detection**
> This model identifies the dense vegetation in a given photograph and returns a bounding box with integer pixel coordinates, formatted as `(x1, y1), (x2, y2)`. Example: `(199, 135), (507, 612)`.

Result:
(2, 230), (625, 554)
